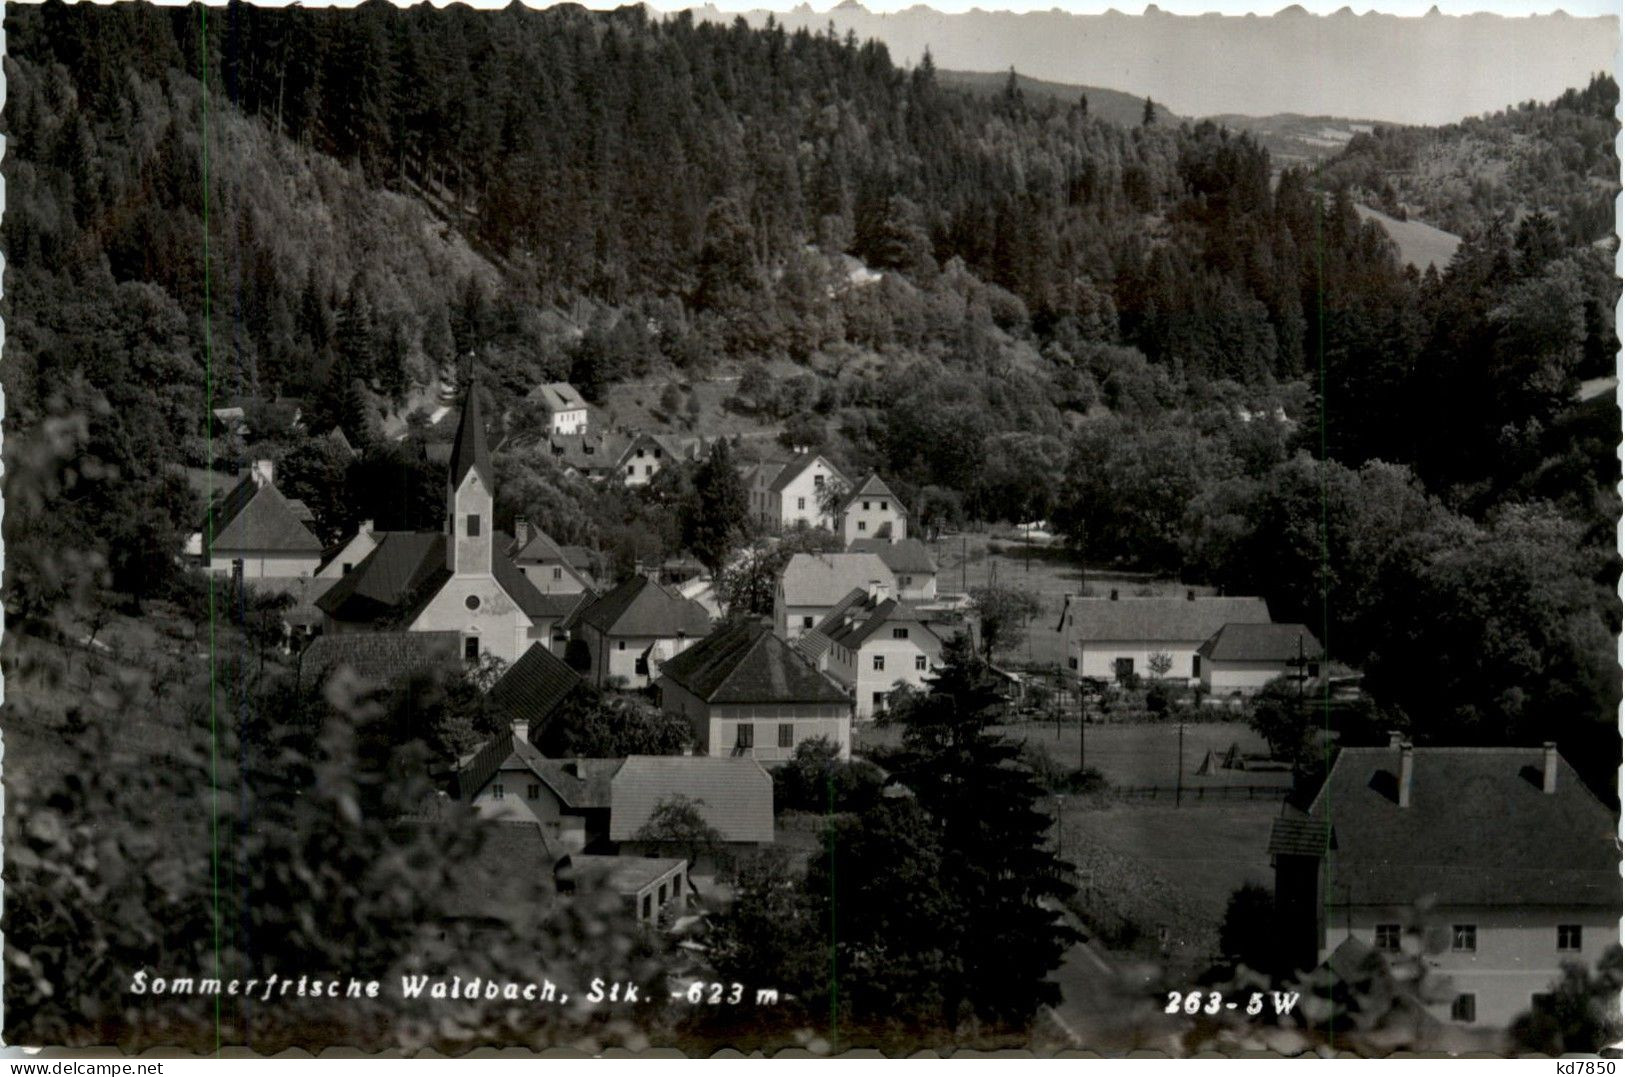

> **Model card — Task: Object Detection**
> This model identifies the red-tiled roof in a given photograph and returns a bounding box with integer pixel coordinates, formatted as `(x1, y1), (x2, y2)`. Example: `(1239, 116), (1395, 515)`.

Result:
(609, 756), (773, 843)
(659, 621), (849, 705)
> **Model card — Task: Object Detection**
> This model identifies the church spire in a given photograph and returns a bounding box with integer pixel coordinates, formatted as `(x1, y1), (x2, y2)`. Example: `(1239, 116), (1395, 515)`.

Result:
(447, 374), (493, 493)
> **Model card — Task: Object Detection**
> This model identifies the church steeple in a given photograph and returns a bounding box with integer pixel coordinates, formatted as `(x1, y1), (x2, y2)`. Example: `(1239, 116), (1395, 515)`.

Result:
(446, 376), (494, 577)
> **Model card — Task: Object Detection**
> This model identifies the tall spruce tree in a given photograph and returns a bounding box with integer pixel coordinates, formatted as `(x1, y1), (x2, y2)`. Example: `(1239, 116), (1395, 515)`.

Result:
(680, 439), (749, 579)
(892, 632), (1081, 1030)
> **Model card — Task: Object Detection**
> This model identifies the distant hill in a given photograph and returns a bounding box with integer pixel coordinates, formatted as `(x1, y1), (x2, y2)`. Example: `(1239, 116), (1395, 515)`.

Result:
(1206, 113), (1384, 170)
(937, 69), (1180, 127)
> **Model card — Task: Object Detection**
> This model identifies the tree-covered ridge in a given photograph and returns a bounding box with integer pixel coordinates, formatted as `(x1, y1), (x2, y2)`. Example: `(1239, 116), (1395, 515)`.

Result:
(1322, 72), (1619, 243)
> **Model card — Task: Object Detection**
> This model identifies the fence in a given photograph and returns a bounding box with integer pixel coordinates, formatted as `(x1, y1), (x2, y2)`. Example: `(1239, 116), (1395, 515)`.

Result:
(1116, 783), (1290, 803)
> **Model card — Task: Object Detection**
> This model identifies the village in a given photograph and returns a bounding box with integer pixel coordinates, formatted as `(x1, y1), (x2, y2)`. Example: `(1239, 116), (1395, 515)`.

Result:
(196, 375), (1621, 1048)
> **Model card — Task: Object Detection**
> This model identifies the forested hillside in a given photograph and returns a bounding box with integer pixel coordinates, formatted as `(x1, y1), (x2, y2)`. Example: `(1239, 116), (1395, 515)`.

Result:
(2, 0), (1620, 789)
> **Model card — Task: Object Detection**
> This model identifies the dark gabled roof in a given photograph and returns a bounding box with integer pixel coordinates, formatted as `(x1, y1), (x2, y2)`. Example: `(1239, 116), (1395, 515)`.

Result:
(1267, 811), (1332, 858)
(575, 575), (712, 638)
(490, 532), (555, 618)
(609, 756), (774, 843)
(316, 531), (448, 623)
(1198, 622), (1323, 663)
(849, 537), (937, 575)
(511, 527), (571, 564)
(841, 473), (900, 509)
(768, 453), (844, 494)
(447, 381), (494, 492)
(1302, 746), (1621, 909)
(659, 621), (849, 705)
(1058, 595), (1272, 642)
(536, 382), (587, 412)
(529, 590), (596, 622)
(546, 432), (626, 474)
(557, 854), (685, 895)
(806, 587), (932, 651)
(488, 643), (584, 729)
(458, 732), (620, 809)
(301, 630), (462, 686)
(208, 475), (323, 554)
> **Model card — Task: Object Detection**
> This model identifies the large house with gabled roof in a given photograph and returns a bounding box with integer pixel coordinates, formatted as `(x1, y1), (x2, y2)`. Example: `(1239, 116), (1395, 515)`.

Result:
(837, 473), (907, 544)
(614, 432), (701, 488)
(657, 620), (852, 761)
(849, 537), (939, 601)
(610, 755), (774, 870)
(774, 551), (893, 640)
(203, 459), (324, 585)
(797, 584), (946, 720)
(534, 381), (589, 436)
(508, 519), (595, 593)
(1057, 591), (1272, 684)
(459, 727), (620, 853)
(314, 381), (566, 666)
(1196, 621), (1324, 697)
(744, 452), (848, 532)
(566, 574), (713, 688)
(1270, 740), (1621, 1031)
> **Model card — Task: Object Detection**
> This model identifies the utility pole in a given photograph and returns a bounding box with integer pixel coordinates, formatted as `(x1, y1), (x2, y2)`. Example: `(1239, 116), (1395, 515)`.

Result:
(1175, 719), (1185, 808)
(1079, 682), (1087, 772)
(962, 534), (968, 593)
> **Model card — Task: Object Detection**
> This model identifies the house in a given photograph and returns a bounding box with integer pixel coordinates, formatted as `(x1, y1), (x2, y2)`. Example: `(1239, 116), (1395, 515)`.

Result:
(838, 474), (908, 544)
(509, 518), (595, 593)
(849, 538), (939, 601)
(298, 630), (463, 687)
(543, 431), (626, 481)
(315, 520), (381, 581)
(566, 574), (713, 688)
(1269, 740), (1620, 1031)
(774, 551), (893, 640)
(487, 643), (593, 741)
(1056, 592), (1272, 683)
(615, 432), (699, 488)
(657, 620), (853, 762)
(458, 724), (620, 853)
(796, 585), (946, 721)
(314, 381), (570, 665)
(535, 382), (589, 436)
(1195, 622), (1324, 697)
(609, 755), (774, 871)
(553, 854), (687, 924)
(746, 453), (848, 532)
(203, 460), (324, 586)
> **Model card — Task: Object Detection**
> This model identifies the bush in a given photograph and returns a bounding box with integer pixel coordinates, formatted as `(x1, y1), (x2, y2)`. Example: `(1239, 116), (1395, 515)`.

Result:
(772, 737), (886, 814)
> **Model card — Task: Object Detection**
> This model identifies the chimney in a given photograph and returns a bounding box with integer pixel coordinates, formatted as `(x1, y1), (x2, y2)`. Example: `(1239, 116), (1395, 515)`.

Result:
(1186, 589), (1196, 601)
(1109, 588), (1119, 601)
(512, 718), (530, 745)
(1542, 742), (1558, 794)
(1397, 743), (1414, 808)
(867, 578), (890, 603)
(250, 458), (275, 488)
(515, 516), (531, 549)
(1387, 730), (1404, 749)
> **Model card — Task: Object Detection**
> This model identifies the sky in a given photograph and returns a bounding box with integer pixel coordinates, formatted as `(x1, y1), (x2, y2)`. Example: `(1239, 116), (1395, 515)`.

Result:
(675, 3), (1620, 123)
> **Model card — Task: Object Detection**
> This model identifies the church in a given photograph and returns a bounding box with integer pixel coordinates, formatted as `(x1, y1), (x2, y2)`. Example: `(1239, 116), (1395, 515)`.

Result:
(316, 381), (557, 666)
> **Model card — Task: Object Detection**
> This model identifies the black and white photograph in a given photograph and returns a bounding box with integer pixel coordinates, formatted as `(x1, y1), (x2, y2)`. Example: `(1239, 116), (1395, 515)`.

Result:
(1, 0), (1620, 1058)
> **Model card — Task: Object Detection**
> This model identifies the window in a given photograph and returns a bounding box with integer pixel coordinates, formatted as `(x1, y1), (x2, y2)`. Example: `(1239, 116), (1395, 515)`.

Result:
(736, 723), (755, 749)
(778, 723), (794, 748)
(1192, 655), (1201, 677)
(878, 500), (887, 510)
(658, 883), (667, 905)
(872, 692), (887, 711)
(527, 783), (541, 800)
(645, 465), (653, 476)
(863, 501), (871, 510)
(1114, 657), (1135, 680)
(873, 655), (885, 671)
(1451, 925), (1477, 952)
(797, 497), (806, 510)
(641, 894), (653, 921)
(814, 475), (825, 487)
(1450, 994), (1477, 1023)
(464, 637), (480, 662)
(893, 627), (909, 639)
(342, 562), (353, 575)
(466, 513), (481, 537)
(1559, 925), (1583, 952)
(802, 615), (814, 628)
(627, 465), (635, 476)
(915, 655), (927, 671)
(1068, 656), (1080, 670)
(1374, 924), (1401, 952)
(465, 594), (481, 611)
(654, 449), (663, 459)
(636, 448), (645, 458)
(491, 783), (504, 799)
(553, 567), (563, 580)
(519, 567), (528, 576)
(617, 640), (626, 651)
(858, 521), (867, 532)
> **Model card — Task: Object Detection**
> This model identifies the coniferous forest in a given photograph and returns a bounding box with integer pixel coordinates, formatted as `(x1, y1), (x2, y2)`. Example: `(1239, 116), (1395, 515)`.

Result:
(1, 0), (1620, 1054)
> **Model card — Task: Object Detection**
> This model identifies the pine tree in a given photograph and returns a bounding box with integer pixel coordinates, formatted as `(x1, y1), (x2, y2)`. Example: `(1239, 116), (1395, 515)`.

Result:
(680, 439), (749, 579)
(892, 633), (1081, 1030)
(1142, 95), (1156, 126)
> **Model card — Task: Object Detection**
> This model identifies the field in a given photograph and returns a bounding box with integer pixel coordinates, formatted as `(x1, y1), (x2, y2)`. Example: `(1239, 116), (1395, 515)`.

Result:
(931, 532), (1215, 670)
(999, 720), (1288, 792)
(1354, 204), (1462, 272)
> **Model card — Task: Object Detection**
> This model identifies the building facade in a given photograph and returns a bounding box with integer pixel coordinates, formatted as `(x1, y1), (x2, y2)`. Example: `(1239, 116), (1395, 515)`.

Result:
(797, 586), (945, 720)
(1057, 592), (1273, 683)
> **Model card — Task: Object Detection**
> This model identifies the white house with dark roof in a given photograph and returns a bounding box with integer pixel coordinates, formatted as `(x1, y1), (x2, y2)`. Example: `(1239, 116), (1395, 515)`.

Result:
(849, 537), (938, 601)
(774, 551), (893, 640)
(534, 381), (589, 436)
(459, 725), (621, 853)
(315, 381), (566, 665)
(746, 453), (848, 532)
(1196, 622), (1324, 697)
(1270, 741), (1621, 1031)
(203, 459), (323, 585)
(838, 474), (907, 544)
(658, 620), (852, 761)
(1057, 591), (1272, 683)
(614, 432), (699, 487)
(797, 585), (945, 720)
(566, 574), (713, 688)
(509, 518), (595, 594)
